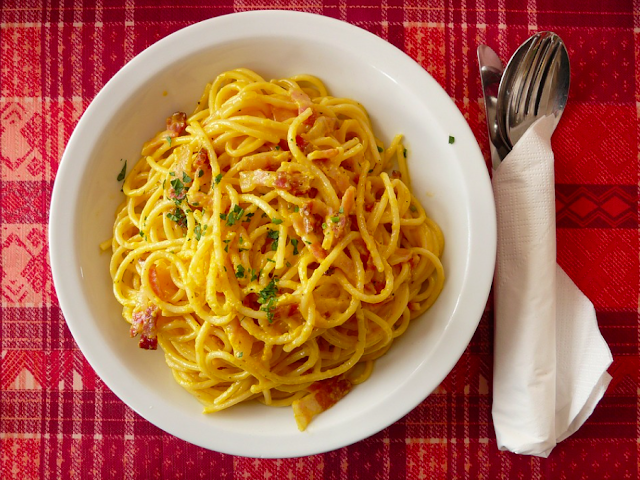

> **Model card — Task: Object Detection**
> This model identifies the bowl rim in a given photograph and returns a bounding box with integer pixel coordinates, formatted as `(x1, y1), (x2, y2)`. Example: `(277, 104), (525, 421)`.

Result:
(49, 9), (496, 458)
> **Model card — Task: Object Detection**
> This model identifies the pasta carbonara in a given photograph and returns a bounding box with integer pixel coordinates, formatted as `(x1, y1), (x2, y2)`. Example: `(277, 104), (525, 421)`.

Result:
(104, 68), (444, 430)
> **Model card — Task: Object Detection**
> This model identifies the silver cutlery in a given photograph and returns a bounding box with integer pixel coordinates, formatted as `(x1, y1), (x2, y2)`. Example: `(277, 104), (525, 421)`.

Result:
(478, 32), (571, 166)
(477, 45), (510, 169)
(499, 32), (570, 149)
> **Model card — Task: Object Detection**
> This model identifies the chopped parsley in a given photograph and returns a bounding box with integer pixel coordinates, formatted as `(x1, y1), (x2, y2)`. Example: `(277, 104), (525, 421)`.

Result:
(257, 277), (279, 323)
(410, 205), (418, 213)
(271, 218), (283, 225)
(214, 173), (223, 185)
(243, 212), (254, 222)
(166, 136), (172, 146)
(170, 178), (185, 197)
(266, 258), (275, 263)
(338, 207), (344, 214)
(377, 146), (383, 153)
(238, 236), (244, 244)
(403, 148), (407, 158)
(368, 169), (373, 173)
(225, 204), (245, 226)
(291, 238), (299, 255)
(267, 229), (279, 250)
(275, 145), (281, 151)
(330, 216), (339, 223)
(250, 268), (259, 281)
(167, 208), (187, 227)
(194, 224), (202, 240)
(235, 264), (245, 278)
(286, 261), (292, 267)
(117, 160), (127, 182)
(448, 135), (455, 144)
(236, 352), (244, 358)
(223, 239), (230, 252)
(182, 172), (192, 184)
(293, 206), (299, 213)
(322, 222), (327, 229)
(220, 213), (227, 220)
(198, 169), (204, 178)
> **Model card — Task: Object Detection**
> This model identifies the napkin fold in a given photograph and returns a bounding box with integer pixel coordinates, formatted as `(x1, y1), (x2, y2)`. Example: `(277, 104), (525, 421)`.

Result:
(491, 116), (613, 458)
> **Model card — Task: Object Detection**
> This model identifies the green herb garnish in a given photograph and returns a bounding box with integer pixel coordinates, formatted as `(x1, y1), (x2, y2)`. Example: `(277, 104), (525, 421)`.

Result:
(194, 224), (202, 240)
(377, 146), (383, 153)
(117, 160), (127, 182)
(322, 222), (327, 229)
(257, 277), (279, 323)
(167, 208), (187, 227)
(214, 173), (223, 185)
(182, 172), (192, 184)
(330, 216), (339, 223)
(236, 352), (244, 358)
(410, 205), (418, 213)
(170, 178), (185, 197)
(166, 136), (172, 146)
(235, 265), (245, 278)
(271, 218), (283, 225)
(448, 135), (455, 144)
(226, 204), (244, 226)
(198, 169), (204, 178)
(267, 229), (279, 250)
(291, 238), (299, 255)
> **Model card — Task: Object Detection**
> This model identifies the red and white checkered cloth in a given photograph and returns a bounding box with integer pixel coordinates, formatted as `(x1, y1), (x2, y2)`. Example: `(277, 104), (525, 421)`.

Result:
(1, 1), (637, 478)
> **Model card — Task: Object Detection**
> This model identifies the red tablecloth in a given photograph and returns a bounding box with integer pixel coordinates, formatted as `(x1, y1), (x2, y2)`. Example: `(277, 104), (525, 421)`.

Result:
(1, 1), (637, 478)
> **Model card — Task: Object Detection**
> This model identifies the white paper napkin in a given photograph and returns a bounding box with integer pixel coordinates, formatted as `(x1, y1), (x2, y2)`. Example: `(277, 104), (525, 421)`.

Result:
(491, 115), (613, 458)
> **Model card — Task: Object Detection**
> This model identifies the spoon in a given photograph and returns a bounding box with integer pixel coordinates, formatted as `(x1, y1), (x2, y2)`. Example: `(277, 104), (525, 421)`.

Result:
(497, 32), (570, 149)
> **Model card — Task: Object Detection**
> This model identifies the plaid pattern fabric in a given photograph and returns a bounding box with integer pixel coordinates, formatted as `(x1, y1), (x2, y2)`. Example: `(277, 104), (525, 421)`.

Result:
(1, 1), (637, 478)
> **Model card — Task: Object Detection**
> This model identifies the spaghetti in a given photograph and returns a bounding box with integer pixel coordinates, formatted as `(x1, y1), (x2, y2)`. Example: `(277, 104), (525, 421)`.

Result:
(105, 68), (445, 430)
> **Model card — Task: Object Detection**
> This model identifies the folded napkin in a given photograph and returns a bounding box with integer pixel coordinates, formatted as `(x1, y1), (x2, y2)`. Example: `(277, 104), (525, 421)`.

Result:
(491, 116), (613, 457)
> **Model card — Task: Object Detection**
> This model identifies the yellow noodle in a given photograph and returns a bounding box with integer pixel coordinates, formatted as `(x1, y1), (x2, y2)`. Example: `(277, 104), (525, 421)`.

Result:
(106, 69), (445, 431)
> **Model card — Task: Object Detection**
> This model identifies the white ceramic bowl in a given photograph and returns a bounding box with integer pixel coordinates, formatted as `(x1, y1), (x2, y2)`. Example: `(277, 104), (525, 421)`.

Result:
(49, 10), (496, 458)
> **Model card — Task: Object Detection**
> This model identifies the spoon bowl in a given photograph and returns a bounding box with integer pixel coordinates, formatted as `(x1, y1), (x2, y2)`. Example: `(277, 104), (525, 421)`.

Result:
(497, 32), (570, 149)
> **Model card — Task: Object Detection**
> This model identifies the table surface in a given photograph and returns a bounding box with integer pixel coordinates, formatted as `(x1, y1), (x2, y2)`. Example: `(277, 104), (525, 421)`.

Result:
(1, 1), (638, 478)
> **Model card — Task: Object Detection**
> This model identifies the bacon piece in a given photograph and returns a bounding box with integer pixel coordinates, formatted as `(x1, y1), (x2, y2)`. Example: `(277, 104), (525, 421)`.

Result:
(291, 89), (312, 116)
(166, 112), (187, 137)
(273, 303), (299, 321)
(300, 200), (328, 234)
(243, 293), (260, 310)
(292, 377), (353, 431)
(330, 186), (356, 242)
(193, 149), (209, 169)
(130, 304), (159, 350)
(274, 171), (311, 195)
(149, 264), (176, 299)
(239, 170), (274, 192)
(308, 242), (327, 260)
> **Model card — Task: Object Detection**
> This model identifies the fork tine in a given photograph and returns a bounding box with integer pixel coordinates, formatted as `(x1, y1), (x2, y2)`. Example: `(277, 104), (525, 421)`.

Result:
(531, 39), (561, 116)
(525, 36), (559, 115)
(516, 34), (553, 116)
(510, 34), (545, 116)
